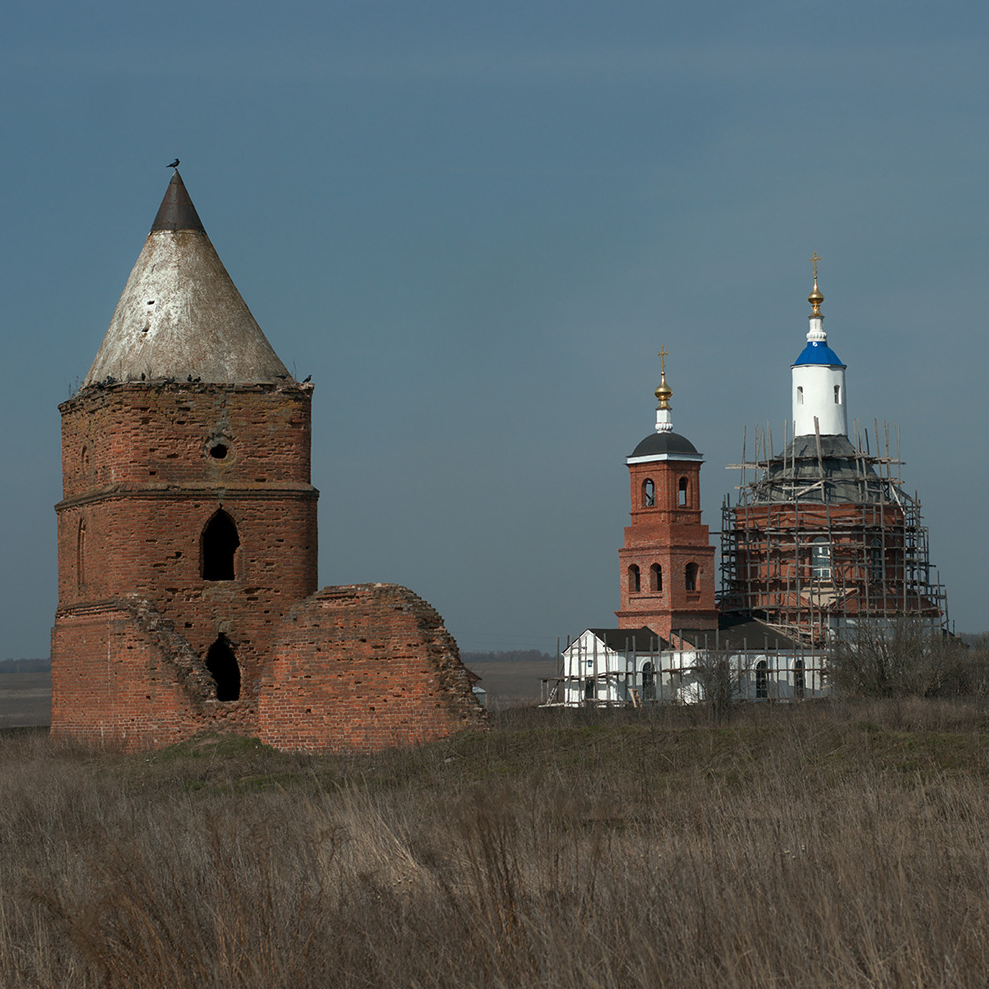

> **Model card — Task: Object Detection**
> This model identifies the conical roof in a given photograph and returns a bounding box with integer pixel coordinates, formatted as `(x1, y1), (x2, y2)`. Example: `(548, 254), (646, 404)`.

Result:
(84, 171), (291, 386)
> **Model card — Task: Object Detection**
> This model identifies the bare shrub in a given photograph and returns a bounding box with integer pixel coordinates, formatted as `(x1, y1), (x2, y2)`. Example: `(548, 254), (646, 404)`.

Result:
(830, 619), (985, 698)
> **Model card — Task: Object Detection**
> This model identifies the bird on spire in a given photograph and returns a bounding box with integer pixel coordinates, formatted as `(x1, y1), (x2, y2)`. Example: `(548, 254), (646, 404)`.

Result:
(167, 158), (180, 168)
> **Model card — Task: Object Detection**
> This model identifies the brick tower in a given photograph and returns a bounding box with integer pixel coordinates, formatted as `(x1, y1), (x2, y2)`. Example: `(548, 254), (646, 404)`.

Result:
(616, 353), (717, 640)
(51, 170), (319, 746)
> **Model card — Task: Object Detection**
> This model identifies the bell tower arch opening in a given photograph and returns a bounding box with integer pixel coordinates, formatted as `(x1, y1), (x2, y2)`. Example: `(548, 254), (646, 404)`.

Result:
(205, 635), (241, 701)
(201, 509), (240, 581)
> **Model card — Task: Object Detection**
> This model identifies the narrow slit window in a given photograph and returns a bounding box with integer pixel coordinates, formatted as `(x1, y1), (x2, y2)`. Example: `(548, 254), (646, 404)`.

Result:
(641, 662), (656, 702)
(685, 562), (698, 591)
(870, 538), (884, 581)
(649, 563), (662, 593)
(834, 385), (841, 404)
(628, 564), (641, 593)
(797, 386), (804, 404)
(642, 478), (655, 507)
(678, 477), (689, 507)
(201, 509), (239, 581)
(77, 519), (86, 593)
(756, 660), (768, 699)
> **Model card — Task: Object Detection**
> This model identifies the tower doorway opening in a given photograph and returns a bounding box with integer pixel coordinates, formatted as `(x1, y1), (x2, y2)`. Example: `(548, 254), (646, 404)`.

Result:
(201, 509), (239, 580)
(205, 636), (240, 701)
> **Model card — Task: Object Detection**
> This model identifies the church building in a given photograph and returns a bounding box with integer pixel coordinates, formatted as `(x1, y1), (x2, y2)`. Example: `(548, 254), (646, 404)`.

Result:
(720, 260), (947, 643)
(51, 170), (484, 751)
(550, 258), (946, 706)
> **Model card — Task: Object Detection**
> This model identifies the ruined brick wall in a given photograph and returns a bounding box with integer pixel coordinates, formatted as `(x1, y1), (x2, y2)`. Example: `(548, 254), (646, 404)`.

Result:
(51, 597), (254, 750)
(52, 381), (318, 729)
(258, 584), (486, 753)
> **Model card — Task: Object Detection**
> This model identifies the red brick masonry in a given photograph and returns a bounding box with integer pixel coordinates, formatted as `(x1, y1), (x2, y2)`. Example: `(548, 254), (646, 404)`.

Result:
(258, 583), (486, 753)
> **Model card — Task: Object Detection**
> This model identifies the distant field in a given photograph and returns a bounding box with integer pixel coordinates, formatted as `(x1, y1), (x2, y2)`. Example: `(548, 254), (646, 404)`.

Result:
(0, 672), (50, 727)
(464, 658), (558, 706)
(0, 662), (549, 724)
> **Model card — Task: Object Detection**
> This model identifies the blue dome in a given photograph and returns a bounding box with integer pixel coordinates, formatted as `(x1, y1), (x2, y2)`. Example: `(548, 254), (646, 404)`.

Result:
(793, 341), (844, 367)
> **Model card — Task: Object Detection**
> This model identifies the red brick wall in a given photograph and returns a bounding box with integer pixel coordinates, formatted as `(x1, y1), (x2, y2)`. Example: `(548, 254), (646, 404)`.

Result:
(51, 597), (255, 750)
(258, 584), (486, 753)
(52, 381), (318, 731)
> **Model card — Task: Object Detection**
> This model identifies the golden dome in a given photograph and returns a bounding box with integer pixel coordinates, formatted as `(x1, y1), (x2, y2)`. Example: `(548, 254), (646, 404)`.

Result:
(808, 252), (824, 315)
(655, 371), (673, 409)
(655, 345), (673, 408)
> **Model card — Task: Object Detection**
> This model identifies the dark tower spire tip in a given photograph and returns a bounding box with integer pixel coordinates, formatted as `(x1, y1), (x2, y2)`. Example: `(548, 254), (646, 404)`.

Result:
(151, 170), (205, 233)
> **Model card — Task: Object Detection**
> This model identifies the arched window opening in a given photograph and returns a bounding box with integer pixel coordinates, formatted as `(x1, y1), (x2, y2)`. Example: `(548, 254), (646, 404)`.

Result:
(642, 478), (655, 508)
(205, 636), (240, 702)
(628, 564), (641, 593)
(649, 563), (663, 593)
(870, 538), (884, 582)
(201, 510), (240, 581)
(685, 562), (698, 591)
(794, 658), (805, 699)
(678, 477), (689, 507)
(641, 661), (656, 702)
(834, 385), (842, 404)
(77, 519), (86, 594)
(797, 386), (804, 405)
(810, 539), (831, 580)
(756, 660), (768, 700)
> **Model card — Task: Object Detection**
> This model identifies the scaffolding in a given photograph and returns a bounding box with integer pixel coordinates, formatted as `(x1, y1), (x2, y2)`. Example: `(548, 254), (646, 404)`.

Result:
(719, 418), (949, 646)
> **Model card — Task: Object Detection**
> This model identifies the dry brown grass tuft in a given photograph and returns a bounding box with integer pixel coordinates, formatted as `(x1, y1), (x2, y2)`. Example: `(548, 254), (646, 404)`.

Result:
(3, 700), (989, 987)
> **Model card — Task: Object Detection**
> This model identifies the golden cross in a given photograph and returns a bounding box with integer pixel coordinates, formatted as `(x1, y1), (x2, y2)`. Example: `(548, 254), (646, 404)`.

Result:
(658, 345), (668, 377)
(810, 251), (822, 281)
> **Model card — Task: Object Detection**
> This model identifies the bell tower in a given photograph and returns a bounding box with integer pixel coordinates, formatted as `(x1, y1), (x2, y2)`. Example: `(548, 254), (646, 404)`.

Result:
(615, 350), (717, 639)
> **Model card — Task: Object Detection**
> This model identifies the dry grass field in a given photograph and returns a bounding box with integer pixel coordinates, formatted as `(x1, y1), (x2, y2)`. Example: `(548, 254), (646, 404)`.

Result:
(4, 699), (989, 987)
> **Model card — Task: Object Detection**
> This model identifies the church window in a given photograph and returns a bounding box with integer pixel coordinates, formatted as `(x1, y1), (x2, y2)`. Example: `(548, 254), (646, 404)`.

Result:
(641, 661), (656, 702)
(649, 563), (662, 593)
(685, 562), (698, 591)
(628, 564), (641, 593)
(642, 478), (655, 507)
(810, 539), (831, 580)
(870, 538), (884, 581)
(797, 386), (804, 405)
(834, 385), (841, 404)
(678, 477), (689, 507)
(205, 635), (240, 701)
(77, 519), (86, 593)
(794, 658), (805, 699)
(756, 660), (768, 699)
(201, 509), (239, 581)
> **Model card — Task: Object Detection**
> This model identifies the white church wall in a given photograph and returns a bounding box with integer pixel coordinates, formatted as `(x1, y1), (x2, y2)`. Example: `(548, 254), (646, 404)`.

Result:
(556, 632), (829, 706)
(792, 363), (847, 437)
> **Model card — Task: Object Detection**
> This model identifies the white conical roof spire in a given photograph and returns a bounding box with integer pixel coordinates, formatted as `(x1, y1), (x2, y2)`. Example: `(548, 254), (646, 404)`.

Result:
(84, 171), (291, 387)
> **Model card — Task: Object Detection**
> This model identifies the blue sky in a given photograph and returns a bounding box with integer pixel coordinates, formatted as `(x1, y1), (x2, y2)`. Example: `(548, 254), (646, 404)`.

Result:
(2, 0), (987, 657)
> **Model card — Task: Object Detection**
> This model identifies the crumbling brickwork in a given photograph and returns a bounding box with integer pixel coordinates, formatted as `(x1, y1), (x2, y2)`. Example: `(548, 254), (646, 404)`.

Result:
(51, 596), (254, 750)
(52, 380), (318, 733)
(51, 171), (484, 752)
(258, 584), (486, 753)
